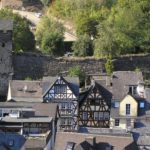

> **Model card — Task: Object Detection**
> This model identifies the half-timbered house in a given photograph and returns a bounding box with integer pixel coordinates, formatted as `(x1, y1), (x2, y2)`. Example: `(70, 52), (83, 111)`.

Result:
(43, 76), (79, 132)
(79, 79), (112, 128)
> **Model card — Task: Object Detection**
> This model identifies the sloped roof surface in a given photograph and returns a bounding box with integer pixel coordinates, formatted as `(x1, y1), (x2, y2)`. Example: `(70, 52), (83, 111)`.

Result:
(55, 132), (137, 150)
(0, 20), (13, 30)
(24, 138), (46, 149)
(0, 102), (58, 118)
(43, 76), (79, 97)
(112, 71), (143, 100)
(9, 80), (43, 102)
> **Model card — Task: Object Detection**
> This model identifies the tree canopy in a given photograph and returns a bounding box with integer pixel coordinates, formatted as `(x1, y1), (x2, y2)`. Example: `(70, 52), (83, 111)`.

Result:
(35, 16), (65, 56)
(48, 0), (150, 57)
(72, 34), (93, 57)
(68, 65), (86, 87)
(0, 9), (35, 53)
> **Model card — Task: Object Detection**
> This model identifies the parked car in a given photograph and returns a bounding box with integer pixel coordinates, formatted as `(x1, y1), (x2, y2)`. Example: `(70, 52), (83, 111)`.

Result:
(34, 12), (42, 18)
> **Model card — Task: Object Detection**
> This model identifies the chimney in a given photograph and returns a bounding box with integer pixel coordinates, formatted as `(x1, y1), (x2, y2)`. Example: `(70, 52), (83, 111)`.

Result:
(106, 76), (111, 86)
(23, 85), (27, 93)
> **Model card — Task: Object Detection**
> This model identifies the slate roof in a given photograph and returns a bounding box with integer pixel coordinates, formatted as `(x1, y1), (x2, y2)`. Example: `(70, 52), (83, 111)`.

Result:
(111, 71), (143, 100)
(0, 20), (13, 31)
(55, 132), (138, 150)
(0, 143), (11, 150)
(0, 133), (25, 150)
(0, 102), (58, 118)
(43, 76), (79, 97)
(8, 80), (43, 102)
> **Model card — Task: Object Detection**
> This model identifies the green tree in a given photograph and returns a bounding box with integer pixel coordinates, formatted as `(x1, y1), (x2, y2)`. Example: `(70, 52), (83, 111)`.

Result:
(94, 22), (119, 58)
(0, 9), (35, 53)
(72, 34), (93, 57)
(109, 0), (150, 53)
(41, 32), (64, 56)
(105, 57), (114, 75)
(35, 16), (65, 56)
(68, 65), (85, 86)
(75, 11), (99, 37)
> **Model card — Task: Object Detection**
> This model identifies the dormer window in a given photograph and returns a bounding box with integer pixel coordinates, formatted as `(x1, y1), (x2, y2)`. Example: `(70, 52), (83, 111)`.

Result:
(140, 102), (145, 108)
(128, 86), (137, 95)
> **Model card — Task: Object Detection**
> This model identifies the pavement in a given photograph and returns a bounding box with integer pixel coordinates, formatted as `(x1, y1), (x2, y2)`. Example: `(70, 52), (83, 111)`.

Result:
(13, 10), (77, 42)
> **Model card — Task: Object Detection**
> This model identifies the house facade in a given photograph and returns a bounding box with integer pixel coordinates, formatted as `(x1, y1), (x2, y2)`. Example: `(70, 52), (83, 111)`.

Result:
(43, 76), (79, 132)
(79, 81), (111, 128)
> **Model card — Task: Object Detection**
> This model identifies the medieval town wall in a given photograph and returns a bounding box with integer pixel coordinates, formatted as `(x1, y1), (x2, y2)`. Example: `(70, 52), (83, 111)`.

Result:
(13, 53), (150, 80)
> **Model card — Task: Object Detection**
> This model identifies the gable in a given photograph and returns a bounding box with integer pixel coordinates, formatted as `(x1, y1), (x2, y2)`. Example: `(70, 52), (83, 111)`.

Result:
(43, 77), (77, 101)
(120, 95), (138, 116)
(120, 95), (137, 106)
(80, 83), (110, 108)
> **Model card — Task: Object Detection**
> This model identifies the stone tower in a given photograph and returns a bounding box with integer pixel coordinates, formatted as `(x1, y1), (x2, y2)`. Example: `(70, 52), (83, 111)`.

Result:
(0, 20), (13, 98)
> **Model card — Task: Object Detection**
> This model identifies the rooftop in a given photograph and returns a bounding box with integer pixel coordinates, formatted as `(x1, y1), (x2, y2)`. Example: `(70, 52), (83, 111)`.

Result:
(0, 20), (13, 31)
(1, 116), (52, 123)
(55, 132), (137, 150)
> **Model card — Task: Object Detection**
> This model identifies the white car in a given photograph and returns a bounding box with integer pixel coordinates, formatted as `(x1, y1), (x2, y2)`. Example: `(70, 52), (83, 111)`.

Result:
(35, 13), (42, 18)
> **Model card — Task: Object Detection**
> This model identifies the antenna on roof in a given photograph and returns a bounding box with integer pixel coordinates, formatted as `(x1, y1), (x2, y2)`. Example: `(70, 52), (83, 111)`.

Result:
(23, 85), (28, 93)
(137, 82), (145, 98)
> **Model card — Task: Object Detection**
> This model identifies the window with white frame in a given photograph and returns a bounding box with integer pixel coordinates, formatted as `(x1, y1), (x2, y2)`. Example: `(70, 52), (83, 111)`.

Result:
(94, 112), (99, 120)
(54, 85), (66, 94)
(67, 103), (72, 109)
(67, 103), (72, 114)
(126, 104), (131, 115)
(129, 86), (137, 95)
(60, 118), (66, 125)
(82, 112), (88, 120)
(99, 112), (103, 120)
(61, 103), (66, 109)
(67, 119), (72, 125)
(104, 112), (109, 119)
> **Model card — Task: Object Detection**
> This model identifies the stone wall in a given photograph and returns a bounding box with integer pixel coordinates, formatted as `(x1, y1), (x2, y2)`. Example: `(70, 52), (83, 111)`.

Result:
(13, 53), (105, 79)
(13, 53), (150, 80)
